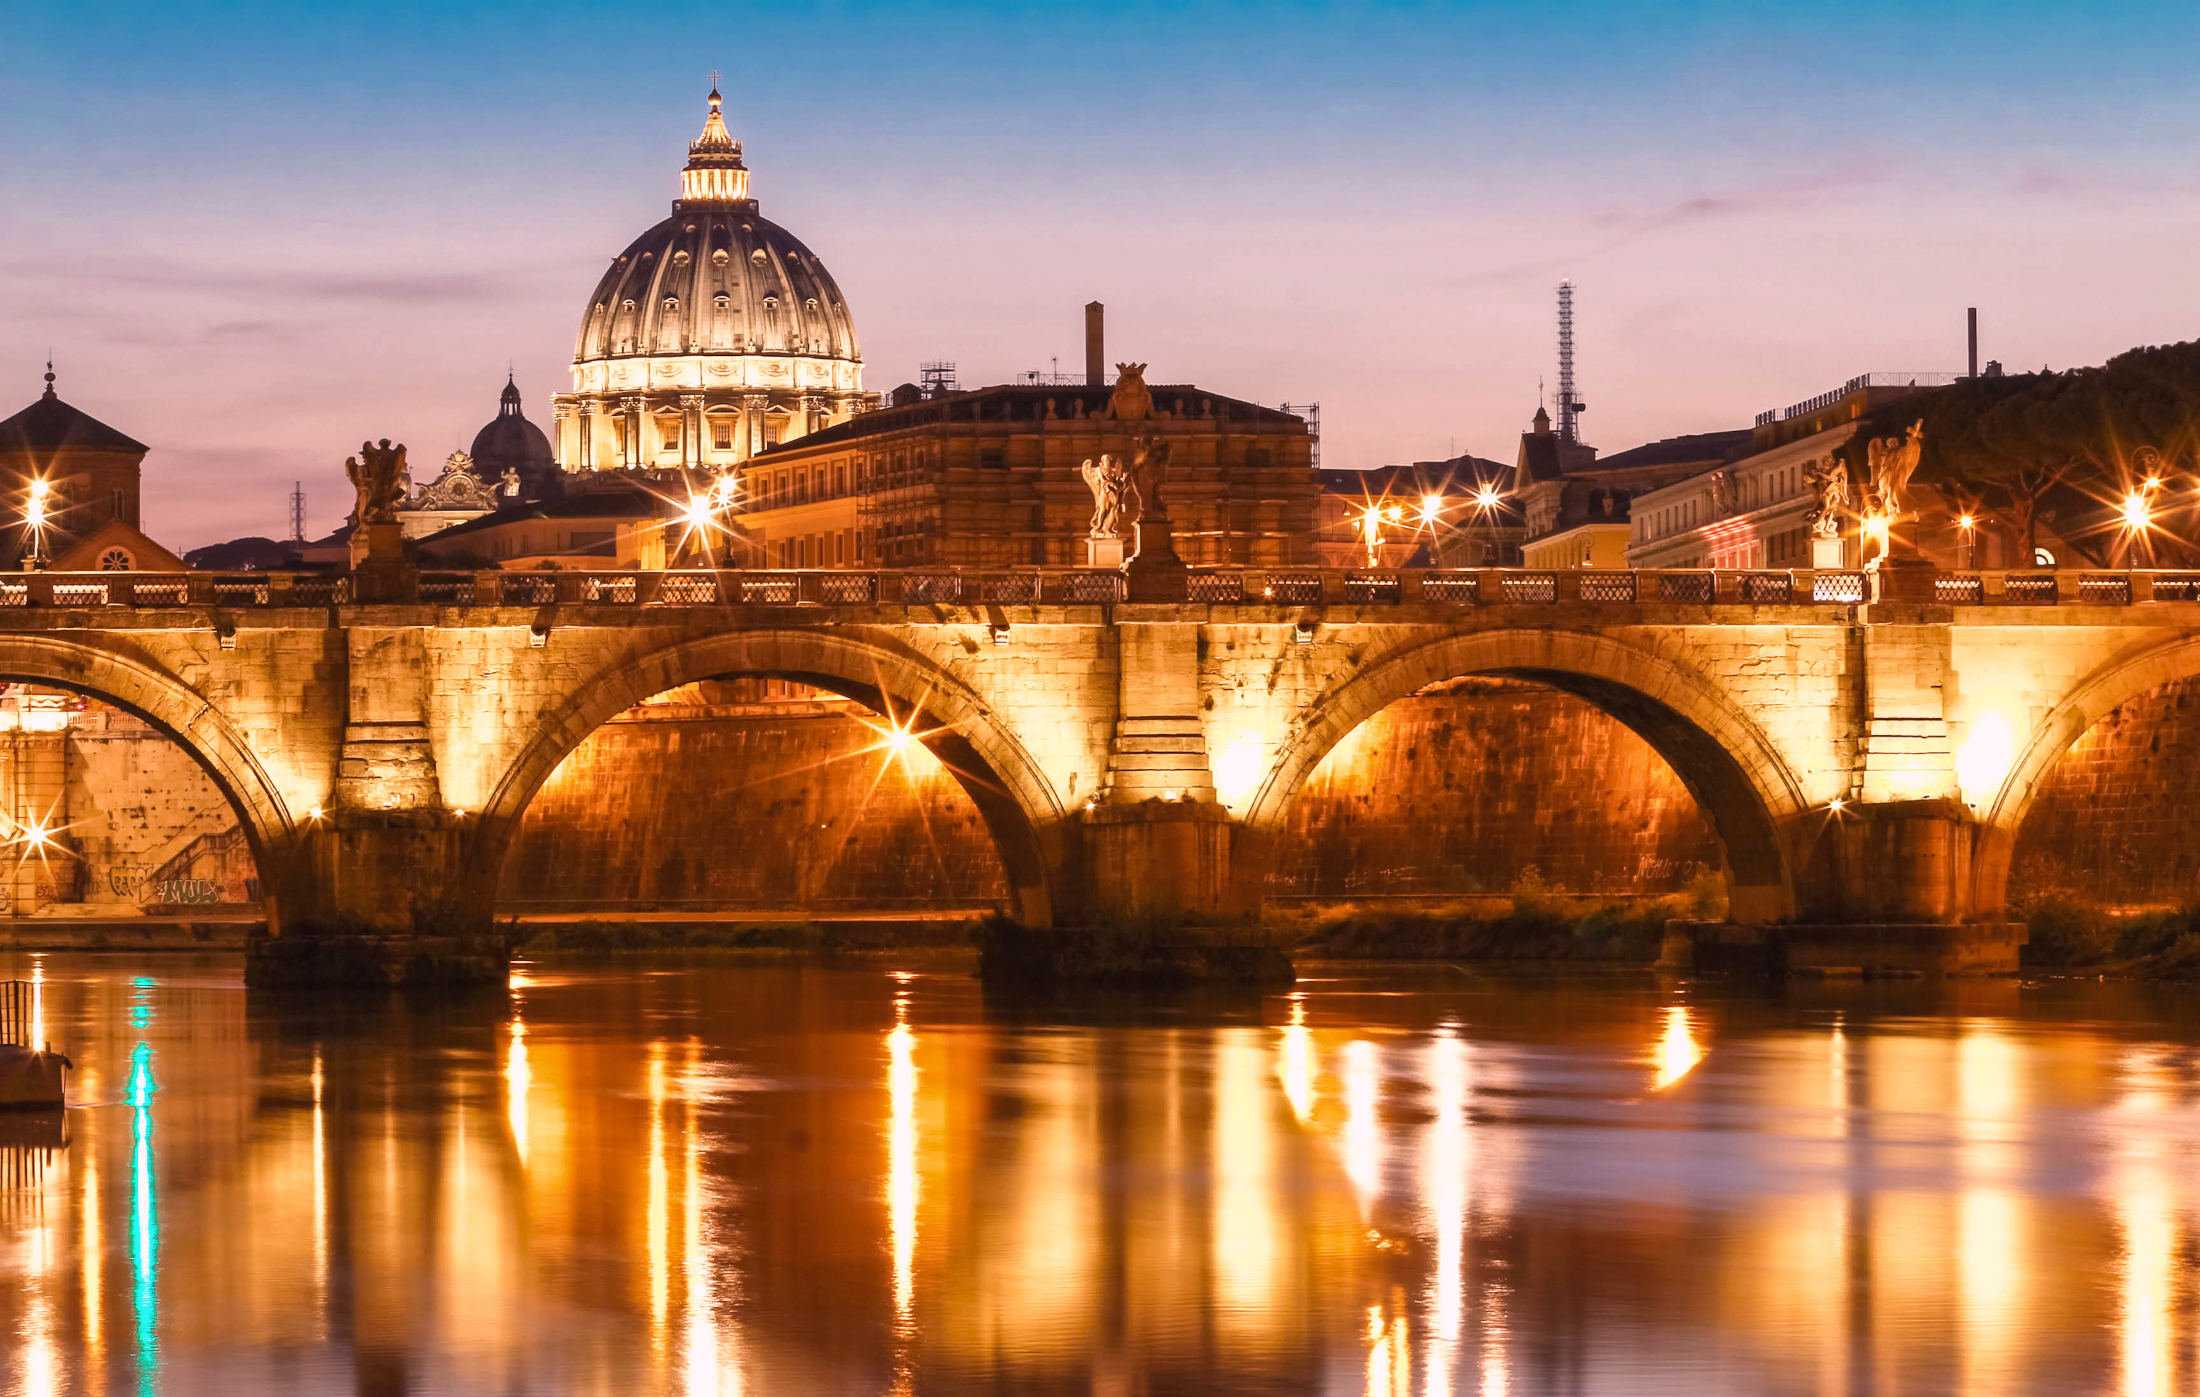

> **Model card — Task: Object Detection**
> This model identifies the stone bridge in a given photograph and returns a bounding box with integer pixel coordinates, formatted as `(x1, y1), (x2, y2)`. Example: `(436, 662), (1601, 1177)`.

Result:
(1, 560), (2194, 980)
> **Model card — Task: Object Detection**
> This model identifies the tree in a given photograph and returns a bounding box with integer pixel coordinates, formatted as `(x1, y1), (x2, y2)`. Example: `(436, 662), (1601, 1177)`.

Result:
(1843, 340), (2200, 566)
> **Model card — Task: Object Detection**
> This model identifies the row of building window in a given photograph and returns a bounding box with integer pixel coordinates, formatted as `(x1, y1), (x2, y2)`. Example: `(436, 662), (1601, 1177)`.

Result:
(1640, 464), (1814, 543)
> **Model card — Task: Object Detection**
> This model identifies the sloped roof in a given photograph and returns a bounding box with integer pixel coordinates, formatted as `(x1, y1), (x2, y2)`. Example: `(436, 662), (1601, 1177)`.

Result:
(418, 481), (662, 544)
(1592, 428), (1753, 472)
(0, 383), (148, 455)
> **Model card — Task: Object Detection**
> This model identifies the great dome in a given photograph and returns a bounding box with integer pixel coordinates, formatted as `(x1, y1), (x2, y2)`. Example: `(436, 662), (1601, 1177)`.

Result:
(554, 87), (869, 472)
(571, 210), (858, 368)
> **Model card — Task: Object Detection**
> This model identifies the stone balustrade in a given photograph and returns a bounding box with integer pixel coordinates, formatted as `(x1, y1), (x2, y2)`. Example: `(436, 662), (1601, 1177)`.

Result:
(5, 565), (2199, 612)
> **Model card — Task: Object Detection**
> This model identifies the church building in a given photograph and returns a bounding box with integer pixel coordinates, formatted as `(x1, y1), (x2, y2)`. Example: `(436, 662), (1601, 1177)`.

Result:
(0, 368), (184, 571)
(553, 85), (870, 472)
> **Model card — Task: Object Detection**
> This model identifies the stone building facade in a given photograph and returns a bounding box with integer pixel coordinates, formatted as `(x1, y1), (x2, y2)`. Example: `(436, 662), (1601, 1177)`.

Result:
(729, 372), (1318, 569)
(553, 86), (870, 473)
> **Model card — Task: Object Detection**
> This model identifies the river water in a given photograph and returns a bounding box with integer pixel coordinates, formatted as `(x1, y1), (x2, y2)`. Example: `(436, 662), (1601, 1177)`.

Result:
(4, 953), (2200, 1395)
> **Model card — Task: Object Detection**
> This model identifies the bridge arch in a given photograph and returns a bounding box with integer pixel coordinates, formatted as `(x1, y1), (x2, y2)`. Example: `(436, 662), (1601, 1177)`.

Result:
(1985, 635), (2200, 836)
(1973, 635), (2200, 915)
(1239, 629), (1810, 921)
(473, 628), (1070, 925)
(0, 633), (298, 896)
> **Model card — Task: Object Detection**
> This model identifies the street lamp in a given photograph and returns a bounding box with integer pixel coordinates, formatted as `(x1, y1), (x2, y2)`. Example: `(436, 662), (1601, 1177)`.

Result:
(22, 478), (50, 571)
(1861, 512), (1891, 562)
(1358, 506), (1385, 568)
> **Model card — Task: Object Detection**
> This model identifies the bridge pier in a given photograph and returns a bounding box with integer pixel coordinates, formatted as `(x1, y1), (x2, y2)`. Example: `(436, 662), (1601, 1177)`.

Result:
(247, 621), (508, 989)
(1081, 801), (1237, 922)
(1672, 798), (2027, 976)
(1076, 615), (1245, 924)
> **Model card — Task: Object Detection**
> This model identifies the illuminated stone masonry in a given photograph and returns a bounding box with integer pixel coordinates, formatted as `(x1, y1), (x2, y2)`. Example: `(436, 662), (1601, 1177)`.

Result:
(0, 561), (2190, 981)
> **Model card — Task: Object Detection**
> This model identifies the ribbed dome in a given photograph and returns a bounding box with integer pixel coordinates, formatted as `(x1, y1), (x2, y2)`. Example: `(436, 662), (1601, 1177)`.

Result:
(469, 376), (558, 499)
(573, 211), (859, 366)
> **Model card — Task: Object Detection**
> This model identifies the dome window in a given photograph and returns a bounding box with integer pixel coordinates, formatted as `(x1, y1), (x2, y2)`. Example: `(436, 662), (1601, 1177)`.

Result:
(714, 293), (730, 309)
(712, 248), (730, 266)
(641, 251), (654, 260)
(664, 297), (680, 311)
(750, 248), (768, 265)
(762, 294), (779, 308)
(672, 250), (691, 266)
(806, 297), (819, 310)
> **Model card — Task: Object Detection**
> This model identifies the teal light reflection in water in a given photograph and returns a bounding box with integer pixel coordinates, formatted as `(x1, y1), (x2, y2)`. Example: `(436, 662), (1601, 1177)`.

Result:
(127, 1004), (160, 1392)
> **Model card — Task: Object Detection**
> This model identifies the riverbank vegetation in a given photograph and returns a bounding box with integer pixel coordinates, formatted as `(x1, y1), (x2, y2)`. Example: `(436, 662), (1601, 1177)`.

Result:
(2009, 854), (2200, 975)
(1272, 868), (1727, 963)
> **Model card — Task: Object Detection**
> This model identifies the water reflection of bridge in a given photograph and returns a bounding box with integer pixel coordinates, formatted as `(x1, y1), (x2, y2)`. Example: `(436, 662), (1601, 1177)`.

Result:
(0, 562), (2196, 979)
(0, 965), (2188, 1390)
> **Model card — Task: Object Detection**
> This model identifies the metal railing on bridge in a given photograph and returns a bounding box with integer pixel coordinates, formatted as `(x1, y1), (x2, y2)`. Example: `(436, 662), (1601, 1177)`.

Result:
(5, 566), (2200, 612)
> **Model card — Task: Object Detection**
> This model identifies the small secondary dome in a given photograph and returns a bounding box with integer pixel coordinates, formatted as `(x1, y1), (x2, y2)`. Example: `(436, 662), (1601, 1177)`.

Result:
(469, 375), (559, 500)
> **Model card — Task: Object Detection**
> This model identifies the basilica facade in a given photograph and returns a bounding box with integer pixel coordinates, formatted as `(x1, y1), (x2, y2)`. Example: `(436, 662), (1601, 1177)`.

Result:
(552, 86), (870, 473)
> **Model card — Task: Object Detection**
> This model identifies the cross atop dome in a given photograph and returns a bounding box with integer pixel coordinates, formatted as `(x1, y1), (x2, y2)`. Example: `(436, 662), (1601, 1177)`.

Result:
(681, 79), (751, 210)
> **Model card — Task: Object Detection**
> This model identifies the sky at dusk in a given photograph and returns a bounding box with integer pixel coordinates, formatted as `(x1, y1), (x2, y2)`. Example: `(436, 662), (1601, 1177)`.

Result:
(7, 1), (2200, 549)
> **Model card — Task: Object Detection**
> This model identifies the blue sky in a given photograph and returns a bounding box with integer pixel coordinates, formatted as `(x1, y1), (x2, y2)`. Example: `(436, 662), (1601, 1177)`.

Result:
(7, 2), (2200, 546)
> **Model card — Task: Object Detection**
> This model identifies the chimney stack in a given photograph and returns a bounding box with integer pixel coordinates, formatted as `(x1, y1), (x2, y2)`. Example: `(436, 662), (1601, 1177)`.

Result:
(1085, 301), (1105, 387)
(1968, 307), (1979, 379)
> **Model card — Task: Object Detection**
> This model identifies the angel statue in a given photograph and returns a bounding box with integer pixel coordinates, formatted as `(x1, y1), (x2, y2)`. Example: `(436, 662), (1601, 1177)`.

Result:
(1079, 452), (1130, 537)
(1126, 437), (1172, 523)
(1867, 419), (1925, 516)
(1804, 455), (1850, 539)
(345, 439), (410, 525)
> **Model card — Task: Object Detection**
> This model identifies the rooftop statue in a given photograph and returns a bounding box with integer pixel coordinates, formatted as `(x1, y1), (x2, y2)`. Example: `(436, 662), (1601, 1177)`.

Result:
(1108, 362), (1152, 422)
(1080, 452), (1130, 538)
(1868, 420), (1925, 515)
(413, 450), (498, 512)
(345, 439), (410, 525)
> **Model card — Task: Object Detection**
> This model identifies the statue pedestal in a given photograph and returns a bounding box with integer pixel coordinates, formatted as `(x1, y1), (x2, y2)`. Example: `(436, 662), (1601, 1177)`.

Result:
(1085, 534), (1126, 569)
(1124, 516), (1187, 602)
(1810, 535), (1846, 570)
(349, 522), (417, 604)
(1865, 554), (1938, 603)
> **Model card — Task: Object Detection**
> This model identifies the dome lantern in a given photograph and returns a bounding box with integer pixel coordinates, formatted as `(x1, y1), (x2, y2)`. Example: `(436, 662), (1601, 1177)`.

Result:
(679, 82), (752, 212)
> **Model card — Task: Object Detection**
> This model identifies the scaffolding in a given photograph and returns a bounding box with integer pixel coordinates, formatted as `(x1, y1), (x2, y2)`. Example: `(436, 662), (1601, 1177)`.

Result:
(1280, 402), (1321, 469)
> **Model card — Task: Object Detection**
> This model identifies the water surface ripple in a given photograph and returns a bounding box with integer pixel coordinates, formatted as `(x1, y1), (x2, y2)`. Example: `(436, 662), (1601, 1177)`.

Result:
(3, 954), (2198, 1395)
